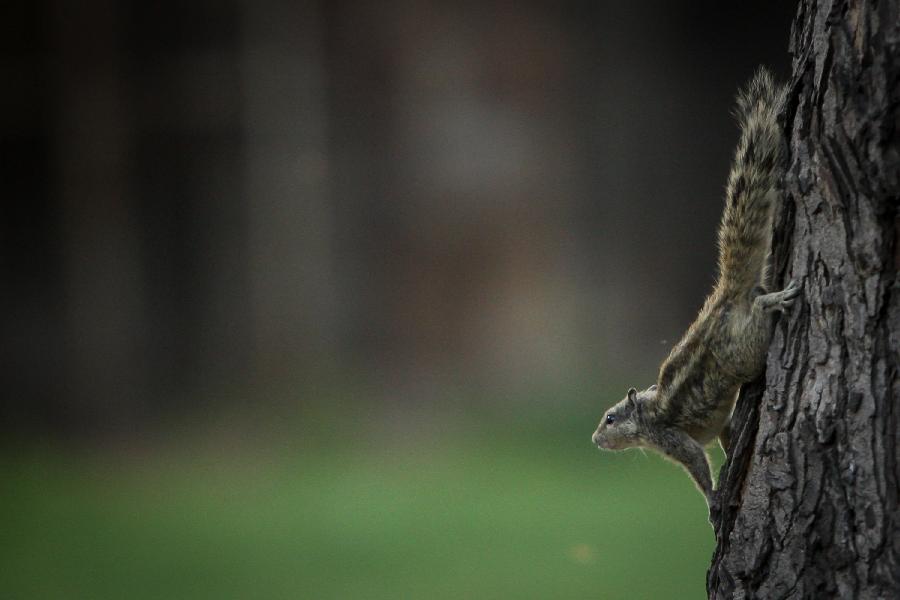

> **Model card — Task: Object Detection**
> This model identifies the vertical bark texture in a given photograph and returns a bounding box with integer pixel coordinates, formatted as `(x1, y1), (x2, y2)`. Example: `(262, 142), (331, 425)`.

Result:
(708, 1), (899, 599)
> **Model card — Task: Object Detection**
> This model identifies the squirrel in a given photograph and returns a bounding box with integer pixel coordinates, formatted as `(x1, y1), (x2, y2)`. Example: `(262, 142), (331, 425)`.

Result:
(591, 68), (800, 517)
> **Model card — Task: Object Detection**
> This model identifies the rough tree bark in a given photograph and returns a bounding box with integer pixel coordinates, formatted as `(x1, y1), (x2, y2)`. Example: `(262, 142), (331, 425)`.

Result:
(708, 1), (899, 599)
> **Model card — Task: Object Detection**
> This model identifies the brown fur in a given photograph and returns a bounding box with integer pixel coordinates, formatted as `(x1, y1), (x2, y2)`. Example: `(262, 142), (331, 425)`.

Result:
(591, 68), (800, 516)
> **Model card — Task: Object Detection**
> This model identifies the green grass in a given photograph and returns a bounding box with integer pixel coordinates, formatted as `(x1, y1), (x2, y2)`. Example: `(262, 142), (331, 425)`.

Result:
(0, 409), (718, 599)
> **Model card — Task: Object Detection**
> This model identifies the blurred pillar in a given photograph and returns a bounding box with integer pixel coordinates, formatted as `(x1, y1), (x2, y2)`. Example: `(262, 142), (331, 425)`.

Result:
(124, 1), (250, 404)
(239, 0), (336, 379)
(51, 0), (147, 427)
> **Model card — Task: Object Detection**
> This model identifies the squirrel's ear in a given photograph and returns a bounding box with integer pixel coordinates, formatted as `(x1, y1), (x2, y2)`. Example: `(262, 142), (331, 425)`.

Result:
(648, 384), (658, 392)
(627, 387), (637, 404)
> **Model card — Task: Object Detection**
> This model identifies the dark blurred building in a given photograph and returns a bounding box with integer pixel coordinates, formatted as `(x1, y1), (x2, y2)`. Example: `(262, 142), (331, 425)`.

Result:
(2, 1), (796, 433)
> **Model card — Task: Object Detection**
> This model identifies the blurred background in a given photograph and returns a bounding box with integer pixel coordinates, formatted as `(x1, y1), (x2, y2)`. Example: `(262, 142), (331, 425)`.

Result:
(3, 1), (795, 598)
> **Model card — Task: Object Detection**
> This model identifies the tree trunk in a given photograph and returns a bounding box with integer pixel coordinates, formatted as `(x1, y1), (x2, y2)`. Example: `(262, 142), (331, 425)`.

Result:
(707, 1), (899, 599)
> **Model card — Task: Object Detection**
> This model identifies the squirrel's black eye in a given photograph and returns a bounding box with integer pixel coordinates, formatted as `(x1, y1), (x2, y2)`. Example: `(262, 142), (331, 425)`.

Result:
(605, 414), (616, 425)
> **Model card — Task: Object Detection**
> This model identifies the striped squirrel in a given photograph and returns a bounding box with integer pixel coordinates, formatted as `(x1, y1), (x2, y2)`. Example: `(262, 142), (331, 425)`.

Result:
(591, 68), (800, 516)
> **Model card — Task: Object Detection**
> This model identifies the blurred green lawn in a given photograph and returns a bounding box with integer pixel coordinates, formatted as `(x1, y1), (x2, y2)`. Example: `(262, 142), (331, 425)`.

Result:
(0, 397), (719, 599)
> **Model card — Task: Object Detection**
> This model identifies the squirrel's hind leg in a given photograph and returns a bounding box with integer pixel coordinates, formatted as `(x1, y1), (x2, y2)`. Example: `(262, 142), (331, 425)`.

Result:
(726, 281), (802, 376)
(755, 280), (801, 312)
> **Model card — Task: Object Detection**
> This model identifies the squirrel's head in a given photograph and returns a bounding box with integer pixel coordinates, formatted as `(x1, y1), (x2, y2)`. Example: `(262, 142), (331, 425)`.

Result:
(591, 385), (656, 450)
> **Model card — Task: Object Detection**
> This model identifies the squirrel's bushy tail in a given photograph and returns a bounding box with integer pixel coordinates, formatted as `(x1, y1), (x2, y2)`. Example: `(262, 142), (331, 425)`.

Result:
(716, 67), (785, 298)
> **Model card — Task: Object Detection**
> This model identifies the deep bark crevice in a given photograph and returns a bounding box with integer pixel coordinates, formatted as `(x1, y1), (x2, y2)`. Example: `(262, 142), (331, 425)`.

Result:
(707, 1), (899, 598)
